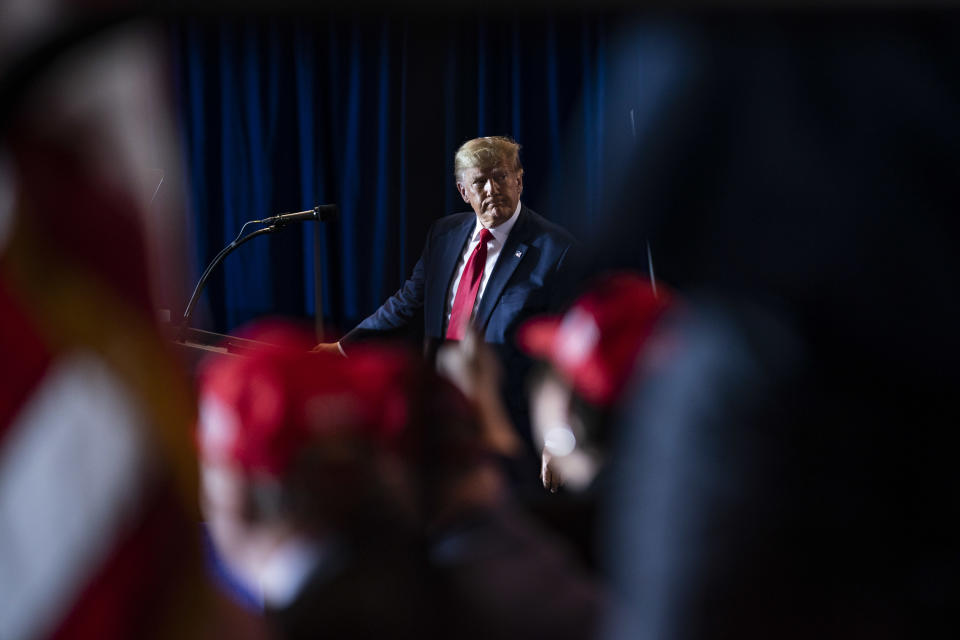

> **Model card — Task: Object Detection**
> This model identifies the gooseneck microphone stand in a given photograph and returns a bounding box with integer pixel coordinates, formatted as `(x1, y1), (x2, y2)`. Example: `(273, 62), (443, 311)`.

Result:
(178, 204), (337, 341)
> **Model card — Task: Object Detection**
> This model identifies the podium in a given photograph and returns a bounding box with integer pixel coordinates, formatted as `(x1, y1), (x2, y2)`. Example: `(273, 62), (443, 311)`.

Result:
(163, 326), (270, 376)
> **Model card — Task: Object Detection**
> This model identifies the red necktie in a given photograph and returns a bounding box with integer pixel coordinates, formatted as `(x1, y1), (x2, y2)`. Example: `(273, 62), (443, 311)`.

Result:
(446, 228), (493, 340)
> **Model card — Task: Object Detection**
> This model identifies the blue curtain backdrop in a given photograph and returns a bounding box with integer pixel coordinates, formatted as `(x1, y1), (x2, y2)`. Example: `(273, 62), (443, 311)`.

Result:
(170, 13), (683, 336)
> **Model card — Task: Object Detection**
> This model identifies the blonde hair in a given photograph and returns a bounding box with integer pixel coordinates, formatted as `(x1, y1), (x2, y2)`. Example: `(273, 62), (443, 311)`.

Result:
(454, 136), (523, 181)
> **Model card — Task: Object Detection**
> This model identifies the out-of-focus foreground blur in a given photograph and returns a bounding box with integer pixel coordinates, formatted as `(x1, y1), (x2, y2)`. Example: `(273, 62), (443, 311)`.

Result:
(0, 3), (243, 639)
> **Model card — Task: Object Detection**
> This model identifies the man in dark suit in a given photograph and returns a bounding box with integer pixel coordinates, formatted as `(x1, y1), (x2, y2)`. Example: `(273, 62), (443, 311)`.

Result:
(316, 136), (576, 463)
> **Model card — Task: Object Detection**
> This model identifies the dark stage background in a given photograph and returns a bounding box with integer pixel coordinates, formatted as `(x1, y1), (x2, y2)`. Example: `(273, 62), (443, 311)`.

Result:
(169, 12), (682, 336)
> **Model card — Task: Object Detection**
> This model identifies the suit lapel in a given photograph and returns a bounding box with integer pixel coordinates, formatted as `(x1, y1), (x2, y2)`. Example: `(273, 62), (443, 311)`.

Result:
(426, 215), (475, 337)
(473, 206), (531, 332)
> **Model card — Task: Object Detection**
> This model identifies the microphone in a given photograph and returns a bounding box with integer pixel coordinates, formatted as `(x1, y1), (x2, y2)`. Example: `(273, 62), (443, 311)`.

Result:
(260, 204), (339, 226)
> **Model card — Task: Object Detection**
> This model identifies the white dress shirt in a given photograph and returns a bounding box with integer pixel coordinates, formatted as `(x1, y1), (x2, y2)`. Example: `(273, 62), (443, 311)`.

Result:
(444, 201), (522, 328)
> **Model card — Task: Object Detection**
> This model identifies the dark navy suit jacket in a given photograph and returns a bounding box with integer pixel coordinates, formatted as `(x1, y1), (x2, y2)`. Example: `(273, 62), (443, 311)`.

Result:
(342, 204), (574, 349)
(341, 204), (576, 449)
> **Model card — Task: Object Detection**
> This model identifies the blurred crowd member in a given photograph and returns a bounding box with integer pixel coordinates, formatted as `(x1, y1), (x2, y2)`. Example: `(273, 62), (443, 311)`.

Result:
(439, 273), (671, 574)
(591, 15), (960, 640)
(0, 10), (228, 640)
(512, 273), (672, 573)
(517, 273), (672, 494)
(197, 325), (429, 639)
(200, 322), (604, 639)
(603, 299), (809, 639)
(426, 339), (605, 640)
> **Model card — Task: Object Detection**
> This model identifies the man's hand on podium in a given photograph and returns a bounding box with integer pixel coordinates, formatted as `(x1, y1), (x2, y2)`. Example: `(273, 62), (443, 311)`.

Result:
(310, 342), (346, 357)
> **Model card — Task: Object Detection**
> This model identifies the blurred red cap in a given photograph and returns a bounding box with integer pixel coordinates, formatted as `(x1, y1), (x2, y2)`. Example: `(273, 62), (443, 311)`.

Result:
(517, 273), (672, 406)
(196, 322), (417, 477)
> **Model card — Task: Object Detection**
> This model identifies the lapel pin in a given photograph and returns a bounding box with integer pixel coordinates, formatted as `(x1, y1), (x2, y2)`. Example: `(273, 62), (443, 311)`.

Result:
(515, 249), (523, 258)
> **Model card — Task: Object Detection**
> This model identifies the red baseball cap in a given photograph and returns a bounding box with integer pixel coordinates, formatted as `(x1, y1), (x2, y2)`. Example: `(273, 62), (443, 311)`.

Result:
(517, 273), (672, 406)
(196, 322), (417, 477)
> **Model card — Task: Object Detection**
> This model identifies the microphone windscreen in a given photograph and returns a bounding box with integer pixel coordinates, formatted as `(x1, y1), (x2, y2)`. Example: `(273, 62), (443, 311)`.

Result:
(314, 204), (339, 222)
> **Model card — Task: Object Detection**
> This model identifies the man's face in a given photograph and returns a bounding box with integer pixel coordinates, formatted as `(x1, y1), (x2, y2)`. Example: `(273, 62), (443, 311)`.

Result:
(456, 162), (524, 228)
